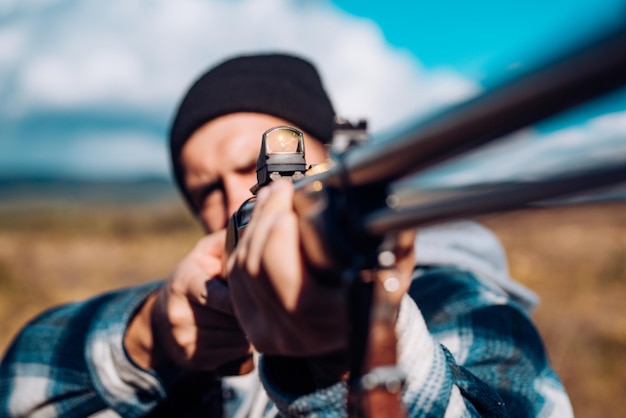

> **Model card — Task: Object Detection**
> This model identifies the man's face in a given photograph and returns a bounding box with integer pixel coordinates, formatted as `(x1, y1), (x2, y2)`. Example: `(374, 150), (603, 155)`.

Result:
(180, 112), (328, 232)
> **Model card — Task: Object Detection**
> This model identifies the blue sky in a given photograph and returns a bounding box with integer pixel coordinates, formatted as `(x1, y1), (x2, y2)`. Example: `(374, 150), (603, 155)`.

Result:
(1, 0), (625, 183)
(333, 0), (624, 75)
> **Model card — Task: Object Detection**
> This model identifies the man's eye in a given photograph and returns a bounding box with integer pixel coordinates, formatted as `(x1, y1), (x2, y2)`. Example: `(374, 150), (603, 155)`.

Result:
(193, 182), (222, 209)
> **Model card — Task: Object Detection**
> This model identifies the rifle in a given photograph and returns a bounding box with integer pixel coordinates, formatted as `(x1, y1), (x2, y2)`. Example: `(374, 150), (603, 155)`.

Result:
(226, 19), (626, 417)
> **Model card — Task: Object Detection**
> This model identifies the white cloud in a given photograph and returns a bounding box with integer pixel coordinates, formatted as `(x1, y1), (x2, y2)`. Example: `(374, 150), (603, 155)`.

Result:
(0, 25), (27, 67)
(0, 0), (481, 180)
(592, 110), (626, 132)
(408, 110), (626, 188)
(2, 0), (476, 129)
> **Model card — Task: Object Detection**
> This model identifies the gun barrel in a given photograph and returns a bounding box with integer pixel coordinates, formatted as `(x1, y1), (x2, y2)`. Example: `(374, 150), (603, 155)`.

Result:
(338, 22), (626, 189)
(364, 163), (626, 234)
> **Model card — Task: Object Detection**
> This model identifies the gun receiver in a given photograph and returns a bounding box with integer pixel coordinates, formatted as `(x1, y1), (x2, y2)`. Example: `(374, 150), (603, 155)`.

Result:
(225, 126), (309, 257)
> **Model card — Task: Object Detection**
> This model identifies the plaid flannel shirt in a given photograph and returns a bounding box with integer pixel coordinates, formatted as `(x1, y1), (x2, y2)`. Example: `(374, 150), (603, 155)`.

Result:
(0, 221), (573, 417)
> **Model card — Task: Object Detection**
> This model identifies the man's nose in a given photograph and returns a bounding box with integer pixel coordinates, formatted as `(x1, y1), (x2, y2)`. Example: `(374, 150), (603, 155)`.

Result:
(223, 174), (256, 219)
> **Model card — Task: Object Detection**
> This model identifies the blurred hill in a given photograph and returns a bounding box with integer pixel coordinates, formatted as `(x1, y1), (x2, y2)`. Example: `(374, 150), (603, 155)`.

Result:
(0, 177), (179, 207)
(0, 180), (624, 416)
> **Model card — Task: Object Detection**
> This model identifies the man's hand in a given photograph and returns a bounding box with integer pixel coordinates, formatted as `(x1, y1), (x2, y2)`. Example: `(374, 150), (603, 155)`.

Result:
(227, 180), (349, 356)
(125, 230), (252, 372)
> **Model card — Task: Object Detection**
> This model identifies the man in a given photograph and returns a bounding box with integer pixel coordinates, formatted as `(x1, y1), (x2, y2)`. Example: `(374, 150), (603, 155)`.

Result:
(0, 54), (573, 417)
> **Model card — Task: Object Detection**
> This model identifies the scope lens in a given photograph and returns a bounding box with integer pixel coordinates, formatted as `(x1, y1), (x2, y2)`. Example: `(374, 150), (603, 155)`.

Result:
(265, 128), (303, 154)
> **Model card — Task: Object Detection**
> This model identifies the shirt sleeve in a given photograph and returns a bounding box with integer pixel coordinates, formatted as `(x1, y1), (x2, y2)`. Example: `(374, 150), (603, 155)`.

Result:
(404, 267), (573, 417)
(259, 267), (573, 418)
(0, 281), (172, 418)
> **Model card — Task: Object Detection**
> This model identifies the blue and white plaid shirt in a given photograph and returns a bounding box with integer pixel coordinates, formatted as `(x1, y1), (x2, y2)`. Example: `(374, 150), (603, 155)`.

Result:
(0, 221), (573, 417)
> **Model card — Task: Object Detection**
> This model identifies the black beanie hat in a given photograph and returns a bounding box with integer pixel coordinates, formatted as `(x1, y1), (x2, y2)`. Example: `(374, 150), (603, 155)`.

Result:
(169, 53), (336, 211)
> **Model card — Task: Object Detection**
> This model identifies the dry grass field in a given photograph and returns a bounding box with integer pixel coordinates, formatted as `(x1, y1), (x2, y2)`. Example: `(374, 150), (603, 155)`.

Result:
(0, 193), (624, 416)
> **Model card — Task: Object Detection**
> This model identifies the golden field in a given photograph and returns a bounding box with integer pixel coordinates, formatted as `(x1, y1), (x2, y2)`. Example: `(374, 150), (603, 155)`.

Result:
(0, 193), (624, 417)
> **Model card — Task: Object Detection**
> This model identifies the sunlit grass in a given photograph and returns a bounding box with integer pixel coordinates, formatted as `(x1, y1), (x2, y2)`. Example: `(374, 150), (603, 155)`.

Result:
(0, 199), (624, 417)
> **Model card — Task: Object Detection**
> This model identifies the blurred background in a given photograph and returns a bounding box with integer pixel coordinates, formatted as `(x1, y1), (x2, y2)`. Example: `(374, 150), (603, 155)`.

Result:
(1, 0), (625, 415)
